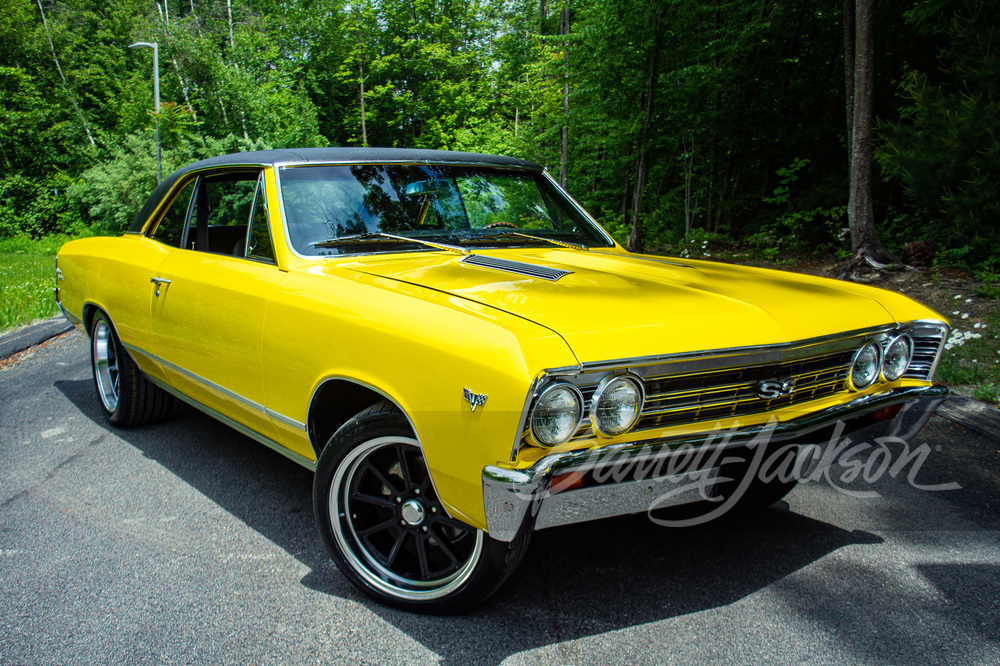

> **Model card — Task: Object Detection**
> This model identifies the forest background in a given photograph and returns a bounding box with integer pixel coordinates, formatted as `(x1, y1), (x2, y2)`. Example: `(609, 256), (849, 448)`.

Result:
(1, 0), (998, 267)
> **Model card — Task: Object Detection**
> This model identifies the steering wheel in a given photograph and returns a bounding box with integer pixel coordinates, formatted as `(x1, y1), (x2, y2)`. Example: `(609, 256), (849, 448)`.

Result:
(483, 221), (517, 229)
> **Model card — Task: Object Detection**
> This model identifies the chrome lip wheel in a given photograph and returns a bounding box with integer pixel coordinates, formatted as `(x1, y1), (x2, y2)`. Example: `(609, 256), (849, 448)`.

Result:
(330, 436), (484, 601)
(92, 319), (120, 413)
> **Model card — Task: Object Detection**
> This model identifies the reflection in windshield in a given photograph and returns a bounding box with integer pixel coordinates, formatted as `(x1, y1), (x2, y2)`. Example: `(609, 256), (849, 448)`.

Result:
(277, 164), (613, 256)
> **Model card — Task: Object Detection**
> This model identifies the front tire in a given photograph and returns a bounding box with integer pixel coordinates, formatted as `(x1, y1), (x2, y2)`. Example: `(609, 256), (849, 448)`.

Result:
(90, 311), (173, 427)
(313, 401), (529, 613)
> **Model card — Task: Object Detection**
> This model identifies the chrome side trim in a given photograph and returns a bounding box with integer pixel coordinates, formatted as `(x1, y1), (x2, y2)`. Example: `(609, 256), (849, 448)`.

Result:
(122, 342), (306, 431)
(56, 300), (82, 326)
(144, 374), (317, 471)
(266, 408), (307, 431)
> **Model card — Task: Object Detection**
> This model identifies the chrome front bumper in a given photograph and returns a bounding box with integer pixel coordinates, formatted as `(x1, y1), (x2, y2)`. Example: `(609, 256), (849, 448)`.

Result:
(482, 385), (948, 541)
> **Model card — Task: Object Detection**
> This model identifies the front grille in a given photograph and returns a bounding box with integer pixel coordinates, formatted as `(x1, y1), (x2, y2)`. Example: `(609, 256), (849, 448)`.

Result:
(903, 327), (947, 380)
(524, 323), (948, 449)
(636, 349), (853, 429)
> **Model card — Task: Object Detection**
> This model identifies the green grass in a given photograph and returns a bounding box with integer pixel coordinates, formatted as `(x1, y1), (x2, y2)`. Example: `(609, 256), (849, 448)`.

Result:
(0, 251), (58, 332)
(0, 233), (89, 333)
(936, 309), (1000, 405)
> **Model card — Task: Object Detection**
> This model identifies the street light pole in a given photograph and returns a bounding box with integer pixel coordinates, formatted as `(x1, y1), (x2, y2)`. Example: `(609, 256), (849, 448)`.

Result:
(129, 41), (162, 184)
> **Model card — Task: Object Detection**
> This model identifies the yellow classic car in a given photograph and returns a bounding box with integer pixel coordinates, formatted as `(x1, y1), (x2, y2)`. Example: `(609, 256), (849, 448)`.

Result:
(55, 148), (949, 613)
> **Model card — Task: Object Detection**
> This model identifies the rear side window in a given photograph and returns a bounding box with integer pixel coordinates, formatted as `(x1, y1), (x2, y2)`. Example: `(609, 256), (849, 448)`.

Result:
(148, 180), (195, 248)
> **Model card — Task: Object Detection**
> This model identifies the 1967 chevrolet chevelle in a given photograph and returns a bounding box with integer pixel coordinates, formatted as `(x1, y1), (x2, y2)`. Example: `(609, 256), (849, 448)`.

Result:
(56, 148), (949, 612)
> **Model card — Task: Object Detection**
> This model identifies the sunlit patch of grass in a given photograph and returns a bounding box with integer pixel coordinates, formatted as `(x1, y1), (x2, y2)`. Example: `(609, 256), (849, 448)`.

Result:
(0, 233), (93, 333)
(0, 251), (58, 332)
(936, 309), (1000, 406)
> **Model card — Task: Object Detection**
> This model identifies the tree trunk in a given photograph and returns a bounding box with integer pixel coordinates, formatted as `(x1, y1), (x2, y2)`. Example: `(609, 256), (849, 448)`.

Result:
(359, 58), (367, 146)
(36, 0), (95, 148)
(846, 0), (892, 266)
(843, 0), (855, 149)
(558, 3), (570, 188)
(627, 11), (666, 254)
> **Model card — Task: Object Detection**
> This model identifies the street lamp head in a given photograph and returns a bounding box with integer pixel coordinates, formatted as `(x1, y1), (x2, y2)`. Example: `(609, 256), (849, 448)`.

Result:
(129, 42), (157, 50)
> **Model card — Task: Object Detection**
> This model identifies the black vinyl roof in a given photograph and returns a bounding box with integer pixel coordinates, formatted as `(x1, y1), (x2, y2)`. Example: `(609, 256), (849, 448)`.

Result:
(131, 147), (543, 232)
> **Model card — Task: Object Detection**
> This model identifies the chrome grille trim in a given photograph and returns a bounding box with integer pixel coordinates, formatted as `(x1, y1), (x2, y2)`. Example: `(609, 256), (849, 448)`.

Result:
(901, 323), (949, 380)
(462, 254), (572, 281)
(519, 320), (948, 449)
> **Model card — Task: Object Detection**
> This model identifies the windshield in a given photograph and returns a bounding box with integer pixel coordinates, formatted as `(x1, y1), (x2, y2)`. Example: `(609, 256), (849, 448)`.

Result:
(277, 164), (614, 256)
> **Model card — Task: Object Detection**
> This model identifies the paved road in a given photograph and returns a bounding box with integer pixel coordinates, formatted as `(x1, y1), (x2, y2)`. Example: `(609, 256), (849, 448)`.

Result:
(2, 330), (998, 664)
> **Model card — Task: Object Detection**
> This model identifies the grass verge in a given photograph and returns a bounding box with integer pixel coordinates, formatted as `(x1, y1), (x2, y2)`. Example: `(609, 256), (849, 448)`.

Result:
(0, 234), (87, 333)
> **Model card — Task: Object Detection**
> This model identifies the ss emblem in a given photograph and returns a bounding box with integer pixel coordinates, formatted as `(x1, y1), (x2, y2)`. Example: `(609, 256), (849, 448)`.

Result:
(754, 378), (795, 399)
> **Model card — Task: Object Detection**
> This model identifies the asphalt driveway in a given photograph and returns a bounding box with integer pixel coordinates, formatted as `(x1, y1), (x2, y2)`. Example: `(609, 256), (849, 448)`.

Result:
(1, 329), (998, 664)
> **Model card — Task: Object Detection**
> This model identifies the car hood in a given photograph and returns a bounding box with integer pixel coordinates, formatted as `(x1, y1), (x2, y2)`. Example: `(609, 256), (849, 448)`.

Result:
(337, 248), (905, 364)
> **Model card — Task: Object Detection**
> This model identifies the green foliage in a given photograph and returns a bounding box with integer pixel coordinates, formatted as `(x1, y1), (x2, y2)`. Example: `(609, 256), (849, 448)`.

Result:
(0, 0), (995, 272)
(975, 263), (1000, 299)
(936, 311), (1000, 395)
(877, 1), (1000, 267)
(68, 131), (272, 234)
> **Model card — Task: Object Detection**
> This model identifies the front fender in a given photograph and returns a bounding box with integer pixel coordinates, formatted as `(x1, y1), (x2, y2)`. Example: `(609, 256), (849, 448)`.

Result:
(262, 267), (578, 530)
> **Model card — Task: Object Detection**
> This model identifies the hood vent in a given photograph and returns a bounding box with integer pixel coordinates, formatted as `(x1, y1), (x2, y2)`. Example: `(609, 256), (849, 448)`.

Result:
(462, 254), (572, 281)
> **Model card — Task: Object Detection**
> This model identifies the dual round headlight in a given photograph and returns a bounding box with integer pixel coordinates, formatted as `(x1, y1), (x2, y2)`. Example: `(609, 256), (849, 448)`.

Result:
(530, 374), (645, 446)
(530, 383), (584, 446)
(850, 335), (912, 389)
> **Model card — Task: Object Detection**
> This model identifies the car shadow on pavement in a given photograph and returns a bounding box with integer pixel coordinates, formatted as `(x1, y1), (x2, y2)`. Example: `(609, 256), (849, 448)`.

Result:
(366, 510), (883, 664)
(58, 378), (883, 663)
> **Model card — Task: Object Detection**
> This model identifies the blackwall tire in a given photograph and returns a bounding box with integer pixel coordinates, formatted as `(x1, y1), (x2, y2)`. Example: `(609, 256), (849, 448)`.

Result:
(90, 311), (173, 427)
(313, 400), (529, 614)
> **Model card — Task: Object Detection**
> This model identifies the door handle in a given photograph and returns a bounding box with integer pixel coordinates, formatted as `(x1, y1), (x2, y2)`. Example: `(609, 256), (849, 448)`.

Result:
(150, 277), (172, 296)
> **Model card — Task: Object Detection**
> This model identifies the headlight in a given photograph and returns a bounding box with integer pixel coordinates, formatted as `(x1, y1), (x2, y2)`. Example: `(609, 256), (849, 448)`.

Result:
(882, 335), (912, 381)
(530, 383), (583, 446)
(850, 341), (881, 389)
(590, 374), (645, 437)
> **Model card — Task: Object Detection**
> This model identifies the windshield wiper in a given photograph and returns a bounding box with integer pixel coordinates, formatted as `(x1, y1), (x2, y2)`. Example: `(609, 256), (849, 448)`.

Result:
(312, 233), (469, 255)
(458, 231), (588, 251)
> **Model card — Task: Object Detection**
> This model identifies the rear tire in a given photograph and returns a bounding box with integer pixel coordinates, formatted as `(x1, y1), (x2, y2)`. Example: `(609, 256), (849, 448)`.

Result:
(313, 400), (529, 614)
(90, 311), (173, 427)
